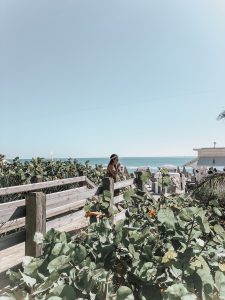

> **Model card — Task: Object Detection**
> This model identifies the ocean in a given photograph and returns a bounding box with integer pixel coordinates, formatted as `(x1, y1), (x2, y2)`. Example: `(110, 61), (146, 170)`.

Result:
(13, 157), (195, 173)
(76, 157), (194, 172)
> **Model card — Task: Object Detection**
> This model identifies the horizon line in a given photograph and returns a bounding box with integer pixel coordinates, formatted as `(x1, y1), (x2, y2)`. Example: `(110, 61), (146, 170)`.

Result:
(7, 155), (196, 160)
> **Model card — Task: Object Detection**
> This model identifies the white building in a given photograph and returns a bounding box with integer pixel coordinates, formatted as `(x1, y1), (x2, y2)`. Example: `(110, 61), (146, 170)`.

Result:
(185, 147), (225, 181)
(185, 147), (225, 168)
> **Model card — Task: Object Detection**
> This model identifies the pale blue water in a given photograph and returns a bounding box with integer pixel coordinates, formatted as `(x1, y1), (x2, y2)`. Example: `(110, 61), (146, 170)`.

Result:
(75, 157), (194, 172)
(16, 157), (195, 173)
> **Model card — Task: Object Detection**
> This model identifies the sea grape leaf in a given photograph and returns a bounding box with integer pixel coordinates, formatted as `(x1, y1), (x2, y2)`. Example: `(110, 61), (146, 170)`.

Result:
(215, 271), (225, 300)
(47, 255), (70, 273)
(116, 286), (134, 300)
(6, 269), (22, 283)
(50, 285), (76, 300)
(214, 224), (225, 236)
(213, 207), (222, 217)
(165, 283), (188, 297)
(181, 294), (197, 300)
(196, 268), (214, 297)
(179, 207), (200, 222)
(51, 243), (63, 256)
(20, 272), (36, 288)
(72, 245), (87, 264)
(158, 208), (176, 228)
(33, 271), (59, 295)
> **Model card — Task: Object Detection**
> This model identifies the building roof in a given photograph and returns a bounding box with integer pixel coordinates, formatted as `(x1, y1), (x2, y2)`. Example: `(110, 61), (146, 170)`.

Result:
(193, 147), (225, 158)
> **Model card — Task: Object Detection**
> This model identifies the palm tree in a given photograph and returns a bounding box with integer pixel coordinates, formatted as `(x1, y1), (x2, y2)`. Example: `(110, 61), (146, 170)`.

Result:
(217, 110), (225, 120)
(192, 172), (225, 208)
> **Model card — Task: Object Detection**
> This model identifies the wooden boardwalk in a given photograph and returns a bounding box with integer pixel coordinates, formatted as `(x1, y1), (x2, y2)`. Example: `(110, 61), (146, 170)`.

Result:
(0, 175), (138, 292)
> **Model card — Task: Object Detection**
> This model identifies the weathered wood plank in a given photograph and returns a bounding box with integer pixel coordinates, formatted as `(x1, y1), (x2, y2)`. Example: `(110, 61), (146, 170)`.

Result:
(0, 187), (88, 223)
(46, 186), (87, 200)
(114, 194), (124, 204)
(85, 177), (97, 188)
(0, 187), (87, 223)
(0, 243), (24, 275)
(0, 188), (101, 234)
(0, 230), (25, 251)
(0, 176), (86, 196)
(47, 199), (86, 218)
(47, 210), (86, 231)
(114, 179), (134, 190)
(0, 199), (25, 211)
(46, 187), (99, 210)
(25, 192), (46, 257)
(0, 205), (26, 223)
(0, 217), (25, 234)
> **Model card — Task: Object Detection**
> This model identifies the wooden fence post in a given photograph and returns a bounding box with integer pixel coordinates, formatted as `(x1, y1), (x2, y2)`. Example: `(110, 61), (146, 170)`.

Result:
(102, 177), (114, 222)
(135, 171), (145, 192)
(25, 192), (46, 257)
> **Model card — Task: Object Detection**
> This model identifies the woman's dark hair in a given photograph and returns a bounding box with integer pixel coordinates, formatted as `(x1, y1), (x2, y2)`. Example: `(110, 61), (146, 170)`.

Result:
(109, 154), (118, 164)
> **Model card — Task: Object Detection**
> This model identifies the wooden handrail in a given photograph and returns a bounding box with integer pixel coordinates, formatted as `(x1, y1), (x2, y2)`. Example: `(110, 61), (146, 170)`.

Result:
(114, 178), (135, 190)
(0, 176), (86, 196)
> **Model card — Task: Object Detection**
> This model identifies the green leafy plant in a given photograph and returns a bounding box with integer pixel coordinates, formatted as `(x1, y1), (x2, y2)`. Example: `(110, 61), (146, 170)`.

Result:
(0, 156), (132, 203)
(158, 168), (172, 193)
(2, 190), (225, 300)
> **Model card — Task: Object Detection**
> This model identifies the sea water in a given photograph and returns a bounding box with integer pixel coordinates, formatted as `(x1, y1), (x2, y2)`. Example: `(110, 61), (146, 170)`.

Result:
(72, 156), (194, 173)
(15, 157), (195, 173)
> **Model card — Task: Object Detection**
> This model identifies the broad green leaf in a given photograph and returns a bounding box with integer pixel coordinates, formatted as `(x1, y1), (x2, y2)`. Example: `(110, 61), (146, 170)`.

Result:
(6, 269), (22, 283)
(215, 271), (225, 300)
(213, 207), (222, 217)
(196, 268), (214, 296)
(20, 272), (36, 288)
(59, 232), (67, 243)
(72, 244), (87, 264)
(116, 286), (134, 300)
(52, 243), (63, 256)
(214, 224), (225, 236)
(179, 207), (201, 222)
(22, 257), (43, 275)
(47, 255), (70, 273)
(181, 293), (197, 300)
(158, 208), (176, 228)
(50, 285), (76, 300)
(165, 283), (188, 297)
(115, 219), (124, 232)
(33, 271), (59, 295)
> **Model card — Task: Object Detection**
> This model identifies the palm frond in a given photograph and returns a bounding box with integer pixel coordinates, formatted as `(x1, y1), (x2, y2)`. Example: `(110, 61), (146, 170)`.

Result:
(217, 110), (225, 120)
(192, 173), (225, 205)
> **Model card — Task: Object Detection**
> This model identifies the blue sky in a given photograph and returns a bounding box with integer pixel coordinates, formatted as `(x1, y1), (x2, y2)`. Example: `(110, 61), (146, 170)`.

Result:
(0, 0), (225, 158)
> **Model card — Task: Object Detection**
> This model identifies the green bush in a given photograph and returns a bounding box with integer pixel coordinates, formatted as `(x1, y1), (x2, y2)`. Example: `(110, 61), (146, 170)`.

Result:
(2, 191), (225, 300)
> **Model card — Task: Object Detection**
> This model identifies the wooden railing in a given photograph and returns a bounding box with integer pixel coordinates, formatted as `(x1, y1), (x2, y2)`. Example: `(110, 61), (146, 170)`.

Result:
(0, 173), (144, 259)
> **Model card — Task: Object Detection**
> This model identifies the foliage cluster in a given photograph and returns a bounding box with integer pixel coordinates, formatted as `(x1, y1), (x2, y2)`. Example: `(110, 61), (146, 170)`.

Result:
(0, 155), (131, 203)
(2, 189), (225, 300)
